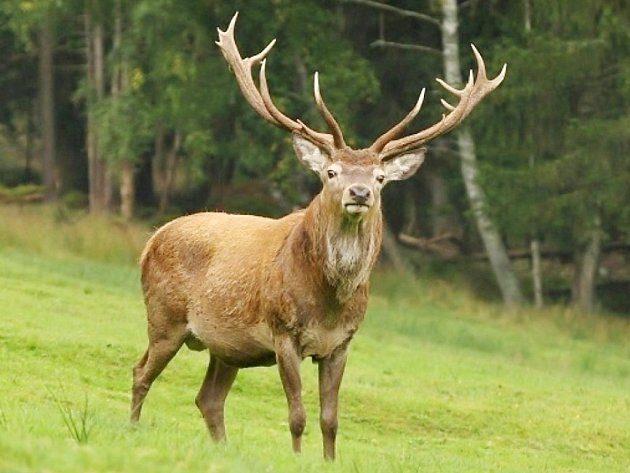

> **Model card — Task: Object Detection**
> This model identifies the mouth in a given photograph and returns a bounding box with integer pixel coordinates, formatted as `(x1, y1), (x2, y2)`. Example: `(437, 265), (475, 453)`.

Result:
(344, 203), (370, 215)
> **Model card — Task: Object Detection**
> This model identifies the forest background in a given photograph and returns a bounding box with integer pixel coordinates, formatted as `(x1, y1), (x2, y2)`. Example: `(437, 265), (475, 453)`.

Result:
(1, 0), (629, 315)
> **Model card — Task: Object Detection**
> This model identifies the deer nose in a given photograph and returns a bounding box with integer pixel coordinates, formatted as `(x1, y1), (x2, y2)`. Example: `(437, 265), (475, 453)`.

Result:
(348, 185), (371, 204)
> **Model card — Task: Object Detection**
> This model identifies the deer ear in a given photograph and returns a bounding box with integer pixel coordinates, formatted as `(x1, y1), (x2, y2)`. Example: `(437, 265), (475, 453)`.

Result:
(292, 134), (329, 173)
(382, 148), (426, 182)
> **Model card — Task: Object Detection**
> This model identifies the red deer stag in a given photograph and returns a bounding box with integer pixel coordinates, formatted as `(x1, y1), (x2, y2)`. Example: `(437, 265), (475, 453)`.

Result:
(131, 12), (506, 460)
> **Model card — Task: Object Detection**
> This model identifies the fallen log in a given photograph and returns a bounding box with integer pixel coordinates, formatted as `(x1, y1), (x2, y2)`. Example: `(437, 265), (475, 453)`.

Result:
(398, 232), (630, 263)
(398, 232), (461, 260)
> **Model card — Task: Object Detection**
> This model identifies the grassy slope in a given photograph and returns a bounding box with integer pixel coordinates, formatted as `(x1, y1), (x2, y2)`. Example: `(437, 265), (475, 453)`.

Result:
(0, 207), (629, 472)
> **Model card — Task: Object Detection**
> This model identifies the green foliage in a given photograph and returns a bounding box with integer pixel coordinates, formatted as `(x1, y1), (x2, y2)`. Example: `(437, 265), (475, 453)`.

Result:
(60, 190), (89, 209)
(0, 183), (44, 199)
(82, 0), (380, 202)
(474, 0), (630, 249)
(0, 0), (58, 50)
(94, 92), (153, 165)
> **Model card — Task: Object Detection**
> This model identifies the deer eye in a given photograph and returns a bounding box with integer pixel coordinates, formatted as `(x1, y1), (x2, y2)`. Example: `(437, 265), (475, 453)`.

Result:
(327, 169), (337, 179)
(376, 174), (385, 184)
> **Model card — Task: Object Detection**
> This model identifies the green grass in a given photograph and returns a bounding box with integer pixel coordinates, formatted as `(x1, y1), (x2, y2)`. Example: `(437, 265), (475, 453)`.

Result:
(0, 205), (629, 472)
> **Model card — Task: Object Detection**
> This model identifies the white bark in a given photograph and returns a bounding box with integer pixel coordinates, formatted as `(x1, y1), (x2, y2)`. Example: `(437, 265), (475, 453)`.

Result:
(441, 0), (524, 307)
(524, 0), (532, 33)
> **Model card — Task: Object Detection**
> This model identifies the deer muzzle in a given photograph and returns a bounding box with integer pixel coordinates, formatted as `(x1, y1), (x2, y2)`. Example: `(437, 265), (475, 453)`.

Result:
(343, 185), (373, 215)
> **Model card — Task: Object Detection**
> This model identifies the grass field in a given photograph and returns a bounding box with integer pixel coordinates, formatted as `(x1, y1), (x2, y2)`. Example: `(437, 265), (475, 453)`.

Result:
(0, 205), (629, 472)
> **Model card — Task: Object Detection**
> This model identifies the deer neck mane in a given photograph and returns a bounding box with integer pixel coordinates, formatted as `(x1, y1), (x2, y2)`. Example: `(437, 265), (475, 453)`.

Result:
(295, 194), (382, 302)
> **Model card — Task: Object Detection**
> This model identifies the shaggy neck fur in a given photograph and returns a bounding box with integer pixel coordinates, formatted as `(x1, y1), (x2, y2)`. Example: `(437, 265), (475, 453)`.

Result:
(298, 194), (382, 302)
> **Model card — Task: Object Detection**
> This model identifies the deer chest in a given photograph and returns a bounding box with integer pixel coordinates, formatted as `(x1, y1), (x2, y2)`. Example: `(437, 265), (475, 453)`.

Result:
(298, 325), (353, 359)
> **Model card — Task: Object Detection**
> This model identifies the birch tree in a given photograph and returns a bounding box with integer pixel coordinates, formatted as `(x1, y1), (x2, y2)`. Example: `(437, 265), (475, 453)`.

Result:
(344, 0), (524, 307)
(442, 0), (524, 308)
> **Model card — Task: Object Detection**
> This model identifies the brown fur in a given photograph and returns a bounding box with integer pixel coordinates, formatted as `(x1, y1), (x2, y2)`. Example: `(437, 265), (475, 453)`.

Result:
(131, 185), (383, 459)
(140, 12), (503, 458)
(131, 13), (432, 459)
(139, 195), (381, 364)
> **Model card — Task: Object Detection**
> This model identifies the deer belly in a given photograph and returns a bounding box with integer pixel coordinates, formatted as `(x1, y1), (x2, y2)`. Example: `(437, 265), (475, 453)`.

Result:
(187, 320), (275, 367)
(300, 326), (351, 359)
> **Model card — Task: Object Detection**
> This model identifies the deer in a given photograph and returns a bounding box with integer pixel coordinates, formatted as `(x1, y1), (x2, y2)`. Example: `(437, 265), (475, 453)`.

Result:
(130, 12), (506, 461)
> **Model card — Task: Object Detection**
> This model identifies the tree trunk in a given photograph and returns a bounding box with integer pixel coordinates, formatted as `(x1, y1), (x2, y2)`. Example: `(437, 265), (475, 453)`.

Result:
(38, 19), (56, 201)
(530, 239), (543, 308)
(524, 0), (532, 33)
(120, 160), (135, 220)
(112, 0), (135, 220)
(524, 1), (544, 309)
(425, 168), (459, 237)
(85, 11), (109, 213)
(119, 62), (135, 221)
(152, 123), (166, 204)
(85, 12), (98, 211)
(25, 104), (35, 181)
(104, 165), (113, 210)
(441, 0), (524, 308)
(158, 131), (182, 214)
(528, 151), (543, 307)
(572, 216), (602, 314)
(95, 19), (112, 210)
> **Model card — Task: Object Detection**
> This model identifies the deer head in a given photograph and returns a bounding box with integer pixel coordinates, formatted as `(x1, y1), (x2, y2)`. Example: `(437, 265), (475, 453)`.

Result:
(216, 13), (506, 222)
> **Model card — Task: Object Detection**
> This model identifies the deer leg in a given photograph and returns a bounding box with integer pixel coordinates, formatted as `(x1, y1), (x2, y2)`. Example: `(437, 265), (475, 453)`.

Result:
(195, 354), (239, 442)
(130, 322), (187, 422)
(318, 345), (348, 461)
(275, 335), (305, 453)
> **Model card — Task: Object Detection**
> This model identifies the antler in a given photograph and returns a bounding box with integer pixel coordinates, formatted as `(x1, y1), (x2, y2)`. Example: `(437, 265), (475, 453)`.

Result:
(216, 12), (346, 152)
(372, 45), (507, 161)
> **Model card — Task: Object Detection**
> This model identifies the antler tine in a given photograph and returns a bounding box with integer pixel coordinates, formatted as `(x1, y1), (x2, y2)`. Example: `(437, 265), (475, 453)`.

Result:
(465, 44), (507, 116)
(250, 38), (277, 64)
(440, 99), (455, 111)
(296, 119), (336, 148)
(216, 12), (279, 125)
(471, 44), (488, 81)
(216, 12), (336, 150)
(313, 72), (346, 149)
(369, 89), (426, 153)
(378, 46), (506, 160)
(378, 74), (473, 161)
(259, 61), (333, 149)
(259, 59), (300, 131)
(435, 77), (465, 96)
(432, 68), (475, 135)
